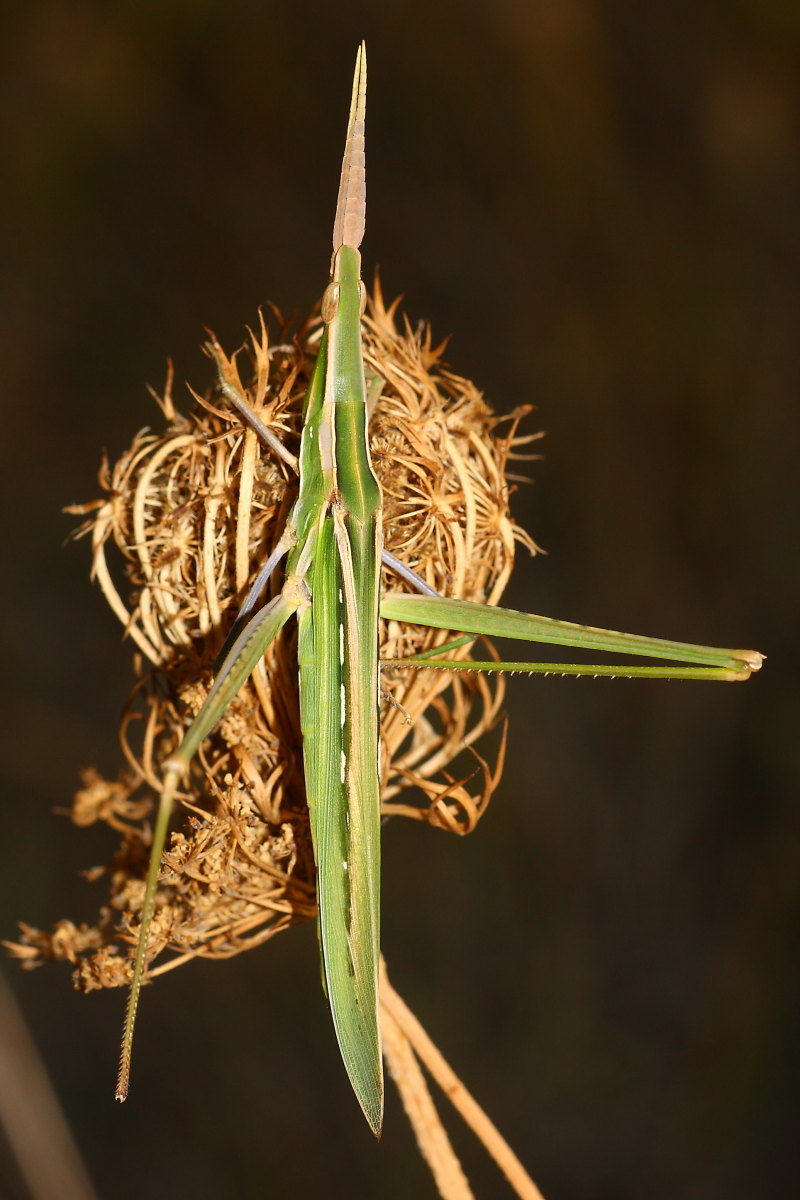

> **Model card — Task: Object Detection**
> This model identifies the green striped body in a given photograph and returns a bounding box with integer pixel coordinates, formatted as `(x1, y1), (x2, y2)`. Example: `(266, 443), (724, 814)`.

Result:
(294, 244), (384, 1133)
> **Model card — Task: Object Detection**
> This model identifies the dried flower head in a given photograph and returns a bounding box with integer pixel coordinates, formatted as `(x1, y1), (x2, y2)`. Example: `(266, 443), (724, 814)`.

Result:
(8, 280), (537, 991)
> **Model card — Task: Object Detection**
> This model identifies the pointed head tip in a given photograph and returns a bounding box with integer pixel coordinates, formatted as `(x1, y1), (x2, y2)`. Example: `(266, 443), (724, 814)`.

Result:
(332, 44), (368, 255)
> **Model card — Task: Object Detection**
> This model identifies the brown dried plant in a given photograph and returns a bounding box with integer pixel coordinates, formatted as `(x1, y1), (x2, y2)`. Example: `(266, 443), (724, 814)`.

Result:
(9, 280), (537, 993)
(8, 280), (546, 1199)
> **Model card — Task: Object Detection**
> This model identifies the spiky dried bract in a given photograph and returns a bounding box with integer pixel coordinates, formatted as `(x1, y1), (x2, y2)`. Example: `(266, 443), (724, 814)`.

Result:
(10, 281), (537, 990)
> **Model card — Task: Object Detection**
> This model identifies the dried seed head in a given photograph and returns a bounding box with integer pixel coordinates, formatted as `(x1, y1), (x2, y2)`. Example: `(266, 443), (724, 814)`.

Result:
(9, 280), (538, 989)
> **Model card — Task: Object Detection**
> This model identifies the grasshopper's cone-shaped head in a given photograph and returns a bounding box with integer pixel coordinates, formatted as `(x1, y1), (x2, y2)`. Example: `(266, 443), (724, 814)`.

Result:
(332, 42), (367, 255)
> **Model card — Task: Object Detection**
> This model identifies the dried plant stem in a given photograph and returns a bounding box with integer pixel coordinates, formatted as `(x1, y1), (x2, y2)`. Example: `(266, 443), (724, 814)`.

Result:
(380, 960), (545, 1200)
(382, 995), (475, 1200)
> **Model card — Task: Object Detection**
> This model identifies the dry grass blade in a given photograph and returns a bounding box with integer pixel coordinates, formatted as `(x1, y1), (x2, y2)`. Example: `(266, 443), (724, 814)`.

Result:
(382, 991), (475, 1200)
(380, 961), (546, 1200)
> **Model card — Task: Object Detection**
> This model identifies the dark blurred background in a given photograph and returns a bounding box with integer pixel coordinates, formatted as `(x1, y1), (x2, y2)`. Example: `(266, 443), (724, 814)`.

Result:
(1, 3), (797, 1198)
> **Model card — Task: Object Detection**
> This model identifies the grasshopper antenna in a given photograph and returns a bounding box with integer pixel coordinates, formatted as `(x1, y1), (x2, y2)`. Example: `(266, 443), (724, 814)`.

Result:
(115, 767), (182, 1101)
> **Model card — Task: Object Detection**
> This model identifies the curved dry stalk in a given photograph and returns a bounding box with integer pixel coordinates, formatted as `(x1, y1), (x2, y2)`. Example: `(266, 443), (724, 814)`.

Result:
(380, 960), (546, 1200)
(381, 996), (475, 1200)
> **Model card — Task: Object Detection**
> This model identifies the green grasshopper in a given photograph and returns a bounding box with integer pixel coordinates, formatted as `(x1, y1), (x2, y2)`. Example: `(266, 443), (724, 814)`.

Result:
(115, 43), (763, 1136)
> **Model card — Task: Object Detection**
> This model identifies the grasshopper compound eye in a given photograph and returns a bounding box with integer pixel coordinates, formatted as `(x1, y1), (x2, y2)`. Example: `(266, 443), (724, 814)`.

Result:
(322, 282), (341, 323)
